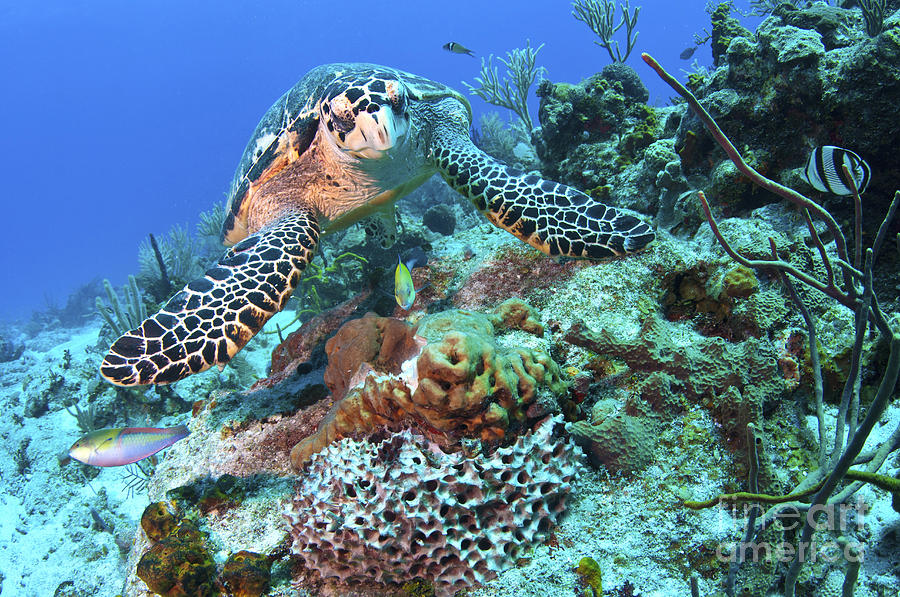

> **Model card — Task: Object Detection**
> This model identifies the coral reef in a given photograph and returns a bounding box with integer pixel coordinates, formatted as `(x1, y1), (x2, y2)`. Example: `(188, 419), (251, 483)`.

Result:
(453, 244), (583, 311)
(643, 48), (900, 596)
(11, 5), (900, 597)
(568, 399), (660, 475)
(711, 2), (752, 65)
(534, 63), (664, 216)
(565, 311), (787, 446)
(286, 415), (582, 596)
(464, 40), (545, 131)
(291, 300), (566, 467)
(679, 3), (900, 219)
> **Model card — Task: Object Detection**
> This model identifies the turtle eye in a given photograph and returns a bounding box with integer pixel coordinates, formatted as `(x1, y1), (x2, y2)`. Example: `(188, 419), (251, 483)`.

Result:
(385, 81), (406, 115)
(328, 95), (356, 133)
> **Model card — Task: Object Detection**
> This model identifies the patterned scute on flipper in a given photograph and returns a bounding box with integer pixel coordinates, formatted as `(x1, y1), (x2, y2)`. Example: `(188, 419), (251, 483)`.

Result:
(100, 209), (319, 386)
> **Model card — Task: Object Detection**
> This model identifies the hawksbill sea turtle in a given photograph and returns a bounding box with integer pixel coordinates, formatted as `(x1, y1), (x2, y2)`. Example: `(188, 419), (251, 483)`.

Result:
(100, 63), (655, 386)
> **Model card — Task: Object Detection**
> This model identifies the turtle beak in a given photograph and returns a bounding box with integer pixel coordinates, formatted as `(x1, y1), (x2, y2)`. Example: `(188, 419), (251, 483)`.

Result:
(346, 105), (408, 160)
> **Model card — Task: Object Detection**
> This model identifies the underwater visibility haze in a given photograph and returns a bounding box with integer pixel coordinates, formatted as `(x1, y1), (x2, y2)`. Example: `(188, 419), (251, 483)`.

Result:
(0, 0), (717, 320)
(1, 0), (900, 596)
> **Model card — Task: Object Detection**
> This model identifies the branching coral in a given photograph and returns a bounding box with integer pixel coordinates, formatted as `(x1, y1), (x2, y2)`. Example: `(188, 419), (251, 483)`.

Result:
(859, 0), (887, 37)
(572, 0), (640, 63)
(95, 276), (146, 342)
(463, 40), (545, 131)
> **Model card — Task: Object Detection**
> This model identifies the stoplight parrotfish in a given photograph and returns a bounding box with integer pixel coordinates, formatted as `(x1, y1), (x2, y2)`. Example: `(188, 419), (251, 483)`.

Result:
(69, 425), (190, 467)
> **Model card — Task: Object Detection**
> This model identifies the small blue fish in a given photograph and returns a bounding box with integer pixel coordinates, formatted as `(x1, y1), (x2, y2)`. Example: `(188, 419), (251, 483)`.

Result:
(443, 42), (475, 57)
(69, 425), (190, 467)
(394, 257), (416, 310)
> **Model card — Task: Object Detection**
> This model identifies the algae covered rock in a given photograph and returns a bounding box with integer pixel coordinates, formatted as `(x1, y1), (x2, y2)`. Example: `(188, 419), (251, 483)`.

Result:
(757, 17), (826, 63)
(535, 65), (655, 187)
(220, 550), (272, 597)
(422, 204), (456, 236)
(136, 515), (216, 597)
(565, 312), (785, 445)
(711, 1), (752, 65)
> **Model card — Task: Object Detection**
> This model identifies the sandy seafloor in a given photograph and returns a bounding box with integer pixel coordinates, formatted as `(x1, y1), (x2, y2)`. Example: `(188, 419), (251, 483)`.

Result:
(1, 193), (899, 597)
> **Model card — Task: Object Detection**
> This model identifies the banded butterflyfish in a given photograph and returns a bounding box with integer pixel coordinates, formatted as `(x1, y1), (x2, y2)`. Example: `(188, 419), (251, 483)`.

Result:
(803, 145), (871, 196)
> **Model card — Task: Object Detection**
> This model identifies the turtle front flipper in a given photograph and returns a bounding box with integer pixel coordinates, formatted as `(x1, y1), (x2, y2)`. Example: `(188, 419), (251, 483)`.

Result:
(101, 209), (319, 386)
(429, 99), (655, 258)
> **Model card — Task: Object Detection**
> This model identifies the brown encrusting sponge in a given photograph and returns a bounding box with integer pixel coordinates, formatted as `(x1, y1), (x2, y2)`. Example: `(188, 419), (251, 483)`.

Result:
(290, 300), (567, 468)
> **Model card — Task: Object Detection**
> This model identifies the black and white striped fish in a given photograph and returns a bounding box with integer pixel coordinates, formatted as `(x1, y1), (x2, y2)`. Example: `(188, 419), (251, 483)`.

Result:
(803, 145), (871, 195)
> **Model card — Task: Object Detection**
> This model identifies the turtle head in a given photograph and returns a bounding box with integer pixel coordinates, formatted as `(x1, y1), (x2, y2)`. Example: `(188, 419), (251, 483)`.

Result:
(321, 77), (410, 159)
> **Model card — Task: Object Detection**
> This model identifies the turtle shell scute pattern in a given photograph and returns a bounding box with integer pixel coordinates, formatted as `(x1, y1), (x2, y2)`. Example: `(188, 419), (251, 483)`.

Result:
(222, 81), (322, 242)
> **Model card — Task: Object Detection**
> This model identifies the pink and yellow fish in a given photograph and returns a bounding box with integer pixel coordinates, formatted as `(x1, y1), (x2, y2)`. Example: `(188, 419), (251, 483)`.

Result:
(68, 425), (190, 467)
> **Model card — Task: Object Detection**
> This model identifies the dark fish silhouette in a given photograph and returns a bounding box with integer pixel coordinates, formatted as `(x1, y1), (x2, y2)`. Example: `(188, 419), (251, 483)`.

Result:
(443, 42), (475, 57)
(680, 46), (696, 60)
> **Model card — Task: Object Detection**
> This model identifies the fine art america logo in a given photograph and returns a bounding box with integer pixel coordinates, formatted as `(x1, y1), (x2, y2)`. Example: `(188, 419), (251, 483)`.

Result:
(714, 498), (868, 563)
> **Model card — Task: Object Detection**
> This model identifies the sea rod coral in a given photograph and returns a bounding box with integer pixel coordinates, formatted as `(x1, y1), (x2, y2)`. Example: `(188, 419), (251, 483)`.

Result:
(643, 52), (900, 597)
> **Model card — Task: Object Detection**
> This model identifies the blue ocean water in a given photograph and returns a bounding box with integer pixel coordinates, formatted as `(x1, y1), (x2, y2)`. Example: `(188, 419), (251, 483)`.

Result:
(0, 0), (758, 322)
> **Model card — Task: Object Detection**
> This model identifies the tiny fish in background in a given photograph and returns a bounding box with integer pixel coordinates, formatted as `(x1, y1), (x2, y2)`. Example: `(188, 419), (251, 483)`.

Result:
(69, 425), (190, 467)
(443, 42), (475, 57)
(803, 145), (871, 195)
(394, 257), (417, 310)
(679, 46), (696, 60)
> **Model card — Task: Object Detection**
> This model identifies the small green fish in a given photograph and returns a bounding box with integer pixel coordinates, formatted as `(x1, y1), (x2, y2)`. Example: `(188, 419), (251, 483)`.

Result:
(394, 257), (416, 310)
(443, 42), (475, 57)
(69, 425), (190, 467)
